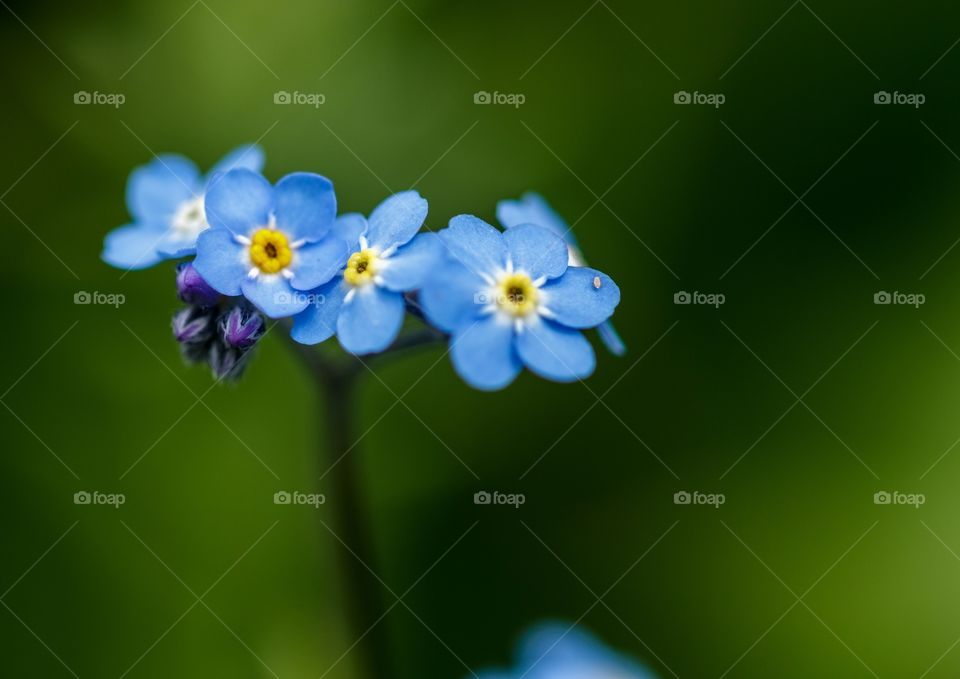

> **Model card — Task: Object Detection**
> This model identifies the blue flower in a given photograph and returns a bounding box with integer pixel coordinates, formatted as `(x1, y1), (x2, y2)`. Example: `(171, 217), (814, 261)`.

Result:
(192, 169), (348, 318)
(497, 192), (626, 356)
(102, 145), (265, 270)
(419, 215), (620, 390)
(477, 622), (657, 679)
(291, 191), (441, 354)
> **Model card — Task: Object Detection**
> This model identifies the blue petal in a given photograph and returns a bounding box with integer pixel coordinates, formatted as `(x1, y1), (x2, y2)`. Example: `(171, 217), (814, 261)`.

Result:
(540, 267), (620, 328)
(597, 320), (626, 356)
(439, 215), (507, 277)
(496, 192), (575, 247)
(419, 259), (486, 333)
(154, 235), (198, 258)
(515, 318), (595, 382)
(101, 223), (167, 270)
(290, 238), (349, 291)
(365, 190), (428, 250)
(204, 169), (273, 235)
(503, 223), (569, 280)
(193, 228), (248, 296)
(290, 278), (348, 345)
(450, 314), (521, 391)
(241, 275), (309, 318)
(378, 232), (442, 292)
(332, 213), (367, 253)
(516, 623), (654, 678)
(274, 172), (336, 243)
(126, 155), (201, 225)
(207, 144), (265, 182)
(518, 623), (607, 668)
(337, 286), (405, 354)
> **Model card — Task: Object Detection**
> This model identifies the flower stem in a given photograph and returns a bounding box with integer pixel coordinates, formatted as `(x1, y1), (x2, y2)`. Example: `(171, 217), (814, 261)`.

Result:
(318, 368), (392, 679)
(282, 326), (445, 679)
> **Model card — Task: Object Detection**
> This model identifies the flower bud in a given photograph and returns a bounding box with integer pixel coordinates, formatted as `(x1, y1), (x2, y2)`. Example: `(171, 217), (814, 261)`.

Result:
(172, 306), (217, 364)
(208, 340), (250, 381)
(175, 261), (220, 306)
(219, 304), (265, 349)
(172, 305), (215, 344)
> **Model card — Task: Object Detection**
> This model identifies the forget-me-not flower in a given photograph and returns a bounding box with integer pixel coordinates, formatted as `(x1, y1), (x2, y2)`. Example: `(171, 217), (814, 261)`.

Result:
(291, 190), (441, 354)
(192, 168), (348, 318)
(102, 145), (264, 270)
(420, 215), (620, 390)
(497, 192), (626, 356)
(476, 622), (657, 679)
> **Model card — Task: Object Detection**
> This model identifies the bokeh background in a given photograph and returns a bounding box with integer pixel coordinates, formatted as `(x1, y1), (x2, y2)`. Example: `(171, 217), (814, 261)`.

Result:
(4, 0), (960, 676)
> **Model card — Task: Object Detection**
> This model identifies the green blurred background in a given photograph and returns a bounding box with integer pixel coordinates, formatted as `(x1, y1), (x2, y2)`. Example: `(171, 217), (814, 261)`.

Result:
(4, 0), (960, 676)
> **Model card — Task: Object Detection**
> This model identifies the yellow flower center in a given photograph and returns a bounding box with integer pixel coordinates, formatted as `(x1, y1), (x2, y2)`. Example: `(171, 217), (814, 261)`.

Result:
(344, 249), (378, 286)
(249, 229), (292, 274)
(497, 273), (539, 317)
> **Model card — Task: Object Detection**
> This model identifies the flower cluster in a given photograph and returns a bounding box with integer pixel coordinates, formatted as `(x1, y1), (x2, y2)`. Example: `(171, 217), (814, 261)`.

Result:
(103, 146), (623, 390)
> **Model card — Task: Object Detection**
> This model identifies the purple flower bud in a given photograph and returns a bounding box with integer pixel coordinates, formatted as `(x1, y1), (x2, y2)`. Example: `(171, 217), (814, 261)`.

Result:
(172, 306), (217, 365)
(172, 306), (216, 344)
(219, 304), (265, 349)
(208, 341), (250, 381)
(176, 262), (220, 307)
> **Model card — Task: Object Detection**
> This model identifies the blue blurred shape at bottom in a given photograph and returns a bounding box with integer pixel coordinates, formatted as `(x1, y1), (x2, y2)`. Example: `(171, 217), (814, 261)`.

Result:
(475, 621), (658, 679)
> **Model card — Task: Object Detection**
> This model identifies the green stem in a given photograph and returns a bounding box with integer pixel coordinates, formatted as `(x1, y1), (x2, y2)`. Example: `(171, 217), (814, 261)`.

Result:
(283, 326), (444, 679)
(318, 369), (391, 679)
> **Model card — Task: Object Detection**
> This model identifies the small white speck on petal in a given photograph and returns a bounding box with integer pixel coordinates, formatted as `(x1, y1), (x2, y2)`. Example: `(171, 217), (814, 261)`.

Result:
(593, 276), (601, 289)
